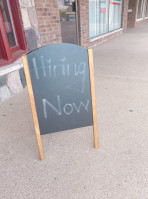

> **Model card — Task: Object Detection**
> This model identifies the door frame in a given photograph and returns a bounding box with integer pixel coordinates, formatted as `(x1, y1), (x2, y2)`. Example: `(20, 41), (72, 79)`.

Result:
(75, 0), (80, 45)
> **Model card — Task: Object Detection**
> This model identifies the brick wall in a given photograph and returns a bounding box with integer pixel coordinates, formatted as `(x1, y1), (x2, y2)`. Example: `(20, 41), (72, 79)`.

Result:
(127, 0), (148, 28)
(78, 0), (129, 48)
(127, 0), (138, 28)
(78, 0), (89, 47)
(34, 0), (62, 46)
(122, 0), (129, 31)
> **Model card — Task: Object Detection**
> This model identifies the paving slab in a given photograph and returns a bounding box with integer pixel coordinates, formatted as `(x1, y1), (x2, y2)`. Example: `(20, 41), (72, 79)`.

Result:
(0, 22), (148, 199)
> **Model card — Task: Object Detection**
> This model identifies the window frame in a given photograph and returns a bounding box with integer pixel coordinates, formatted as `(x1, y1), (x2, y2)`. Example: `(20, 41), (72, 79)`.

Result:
(0, 0), (28, 67)
(144, 0), (148, 18)
(89, 0), (123, 39)
(136, 0), (145, 21)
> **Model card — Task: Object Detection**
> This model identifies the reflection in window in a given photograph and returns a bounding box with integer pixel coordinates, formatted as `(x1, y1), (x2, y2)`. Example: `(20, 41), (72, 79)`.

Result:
(109, 0), (122, 32)
(58, 0), (77, 44)
(0, 0), (18, 47)
(137, 0), (144, 19)
(145, 0), (148, 17)
(89, 0), (108, 38)
(89, 0), (123, 38)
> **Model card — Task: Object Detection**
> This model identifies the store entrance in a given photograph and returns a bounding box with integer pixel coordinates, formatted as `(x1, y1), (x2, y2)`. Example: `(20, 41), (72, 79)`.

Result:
(58, 0), (78, 45)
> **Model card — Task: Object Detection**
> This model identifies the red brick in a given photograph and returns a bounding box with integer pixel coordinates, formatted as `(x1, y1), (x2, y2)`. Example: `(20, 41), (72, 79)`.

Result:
(34, 0), (62, 46)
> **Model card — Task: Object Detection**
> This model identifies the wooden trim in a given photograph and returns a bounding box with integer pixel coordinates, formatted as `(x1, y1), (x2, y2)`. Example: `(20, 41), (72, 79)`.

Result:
(0, 30), (6, 59)
(22, 54), (44, 160)
(0, 8), (11, 60)
(10, 0), (28, 51)
(0, 0), (28, 67)
(75, 0), (79, 45)
(88, 48), (99, 148)
(0, 49), (26, 67)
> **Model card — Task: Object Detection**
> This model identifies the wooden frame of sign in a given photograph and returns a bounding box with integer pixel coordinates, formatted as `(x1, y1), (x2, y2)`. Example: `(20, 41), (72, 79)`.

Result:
(22, 48), (98, 160)
(88, 49), (99, 149)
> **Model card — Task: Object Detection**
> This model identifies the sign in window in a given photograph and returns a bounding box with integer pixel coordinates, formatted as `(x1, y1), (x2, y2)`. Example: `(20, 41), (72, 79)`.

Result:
(89, 0), (123, 38)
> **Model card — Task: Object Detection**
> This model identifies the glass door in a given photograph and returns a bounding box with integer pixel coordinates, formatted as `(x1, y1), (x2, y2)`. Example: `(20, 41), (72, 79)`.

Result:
(58, 0), (78, 45)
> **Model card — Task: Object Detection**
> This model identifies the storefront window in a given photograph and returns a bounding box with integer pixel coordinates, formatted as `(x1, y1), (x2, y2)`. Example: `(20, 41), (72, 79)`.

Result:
(0, 0), (27, 66)
(89, 0), (123, 38)
(109, 0), (122, 32)
(145, 0), (148, 17)
(137, 0), (144, 19)
(0, 0), (18, 48)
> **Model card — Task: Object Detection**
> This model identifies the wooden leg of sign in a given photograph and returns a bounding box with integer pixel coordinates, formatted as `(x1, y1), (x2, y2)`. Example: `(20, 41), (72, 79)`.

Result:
(22, 54), (45, 160)
(88, 49), (99, 149)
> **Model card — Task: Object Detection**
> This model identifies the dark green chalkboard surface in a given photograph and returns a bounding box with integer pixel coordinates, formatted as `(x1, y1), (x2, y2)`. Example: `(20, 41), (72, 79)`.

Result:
(23, 43), (99, 160)
(26, 43), (93, 135)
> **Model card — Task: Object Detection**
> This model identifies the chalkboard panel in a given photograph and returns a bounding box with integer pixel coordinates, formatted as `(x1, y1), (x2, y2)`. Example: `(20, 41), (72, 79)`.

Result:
(26, 43), (93, 135)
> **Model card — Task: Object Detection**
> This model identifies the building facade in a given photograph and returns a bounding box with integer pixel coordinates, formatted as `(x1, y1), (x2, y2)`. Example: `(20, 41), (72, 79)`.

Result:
(0, 0), (148, 102)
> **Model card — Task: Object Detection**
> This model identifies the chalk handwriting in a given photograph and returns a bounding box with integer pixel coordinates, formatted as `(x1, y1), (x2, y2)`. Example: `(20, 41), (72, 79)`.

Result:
(31, 57), (87, 82)
(53, 64), (65, 77)
(43, 95), (62, 118)
(66, 62), (86, 93)
(63, 104), (73, 115)
(42, 95), (89, 118)
(46, 59), (51, 64)
(60, 57), (66, 62)
(32, 57), (39, 79)
(41, 56), (46, 77)
(48, 64), (52, 78)
(73, 100), (89, 113)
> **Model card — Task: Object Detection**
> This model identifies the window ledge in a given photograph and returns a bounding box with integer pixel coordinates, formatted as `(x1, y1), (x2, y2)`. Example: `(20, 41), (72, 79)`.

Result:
(136, 18), (144, 22)
(0, 58), (23, 77)
(90, 28), (123, 42)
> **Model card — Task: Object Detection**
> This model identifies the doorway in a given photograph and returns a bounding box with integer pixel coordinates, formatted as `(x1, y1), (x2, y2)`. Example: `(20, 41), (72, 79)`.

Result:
(58, 0), (79, 45)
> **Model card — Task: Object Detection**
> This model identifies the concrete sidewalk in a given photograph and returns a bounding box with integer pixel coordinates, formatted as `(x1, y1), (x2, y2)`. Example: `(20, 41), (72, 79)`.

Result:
(0, 22), (148, 199)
